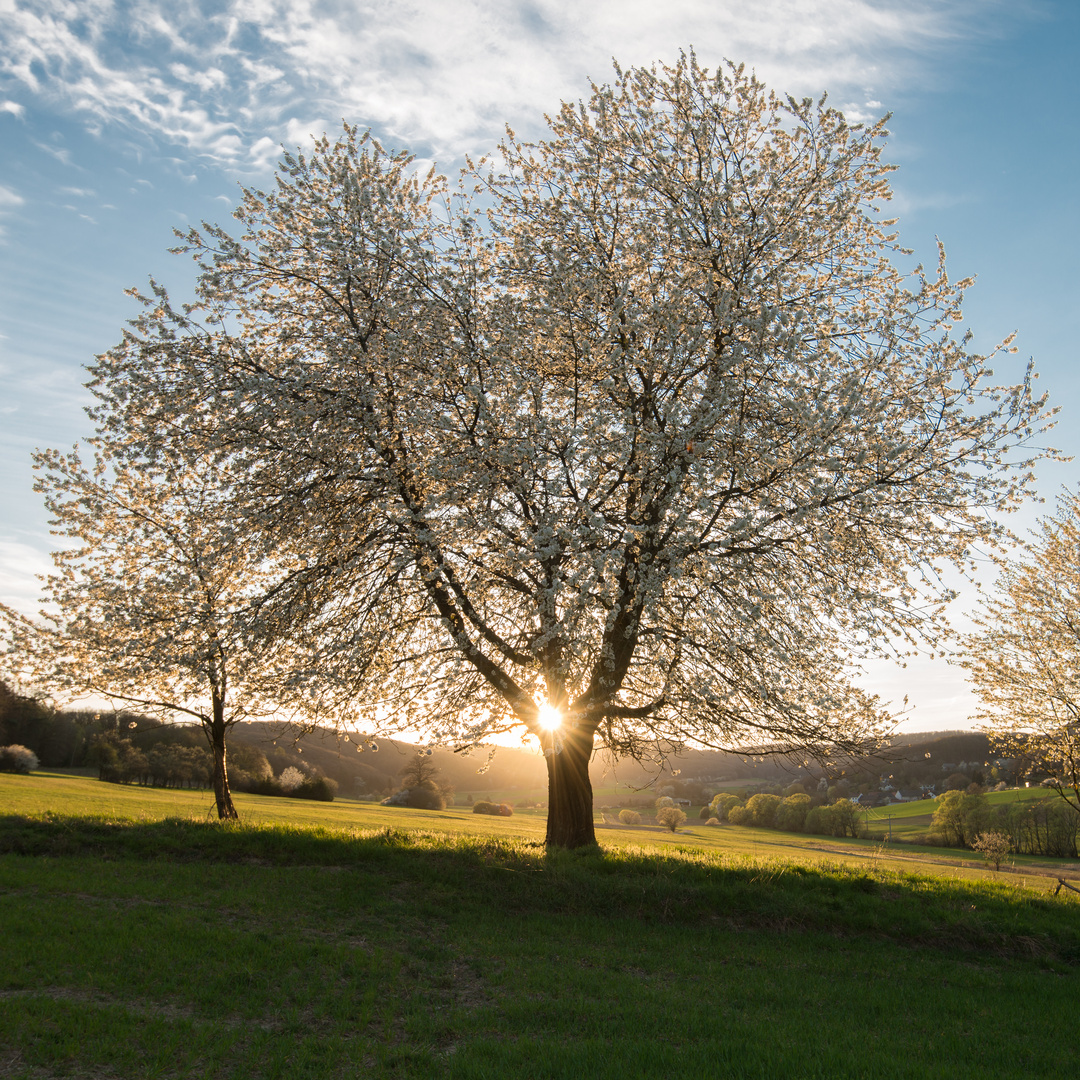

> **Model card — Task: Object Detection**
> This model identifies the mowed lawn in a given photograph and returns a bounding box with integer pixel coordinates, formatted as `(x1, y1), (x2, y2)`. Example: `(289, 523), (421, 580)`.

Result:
(2, 771), (1079, 1079)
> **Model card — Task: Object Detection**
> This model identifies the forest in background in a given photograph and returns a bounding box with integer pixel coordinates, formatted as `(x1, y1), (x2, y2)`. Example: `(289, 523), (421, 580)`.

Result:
(2, 679), (1020, 807)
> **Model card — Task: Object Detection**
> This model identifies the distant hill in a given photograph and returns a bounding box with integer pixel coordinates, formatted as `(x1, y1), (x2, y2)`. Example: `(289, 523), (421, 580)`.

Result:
(227, 723), (1001, 802)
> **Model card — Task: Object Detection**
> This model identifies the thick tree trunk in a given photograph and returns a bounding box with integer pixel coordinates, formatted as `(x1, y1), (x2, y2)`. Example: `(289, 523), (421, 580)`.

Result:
(206, 704), (238, 821)
(544, 725), (597, 848)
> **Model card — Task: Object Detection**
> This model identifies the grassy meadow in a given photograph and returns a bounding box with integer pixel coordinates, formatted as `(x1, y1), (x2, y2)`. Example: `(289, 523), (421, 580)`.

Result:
(1, 772), (1078, 1078)
(863, 786), (1053, 844)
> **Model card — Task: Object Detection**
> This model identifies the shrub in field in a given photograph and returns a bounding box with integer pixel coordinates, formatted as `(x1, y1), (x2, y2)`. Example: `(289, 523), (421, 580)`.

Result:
(699, 805), (711, 819)
(745, 792), (782, 828)
(704, 817), (720, 826)
(804, 805), (828, 834)
(618, 809), (642, 824)
(296, 775), (337, 802)
(245, 769), (336, 802)
(709, 792), (743, 820)
(805, 801), (860, 837)
(472, 800), (513, 816)
(831, 798), (862, 838)
(727, 804), (751, 825)
(225, 742), (273, 790)
(278, 766), (305, 792)
(776, 793), (812, 832)
(657, 806), (687, 832)
(655, 795), (675, 809)
(972, 830), (1010, 870)
(931, 790), (988, 848)
(0, 744), (38, 773)
(404, 780), (445, 810)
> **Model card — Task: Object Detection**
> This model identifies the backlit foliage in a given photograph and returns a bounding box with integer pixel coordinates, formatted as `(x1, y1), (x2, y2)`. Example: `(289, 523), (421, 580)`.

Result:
(962, 488), (1080, 818)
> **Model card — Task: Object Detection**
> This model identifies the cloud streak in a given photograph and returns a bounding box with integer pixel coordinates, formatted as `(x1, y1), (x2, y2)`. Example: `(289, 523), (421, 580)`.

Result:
(0, 0), (1009, 172)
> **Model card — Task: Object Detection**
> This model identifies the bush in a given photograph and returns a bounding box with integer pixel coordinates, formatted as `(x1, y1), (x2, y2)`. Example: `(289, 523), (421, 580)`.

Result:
(295, 775), (337, 802)
(618, 809), (642, 824)
(278, 766), (305, 793)
(831, 798), (862, 838)
(392, 780), (444, 810)
(727, 804), (751, 826)
(704, 817), (720, 826)
(775, 793), (812, 832)
(656, 806), (687, 832)
(931, 790), (987, 848)
(0, 744), (38, 774)
(655, 795), (675, 809)
(745, 792), (783, 829)
(709, 792), (743, 821)
(472, 800), (513, 816)
(804, 798), (862, 838)
(698, 805), (711, 819)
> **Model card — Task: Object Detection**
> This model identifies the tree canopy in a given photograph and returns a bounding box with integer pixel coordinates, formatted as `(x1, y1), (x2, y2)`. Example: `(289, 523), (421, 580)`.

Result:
(23, 55), (1050, 846)
(961, 488), (1080, 818)
(1, 446), (307, 818)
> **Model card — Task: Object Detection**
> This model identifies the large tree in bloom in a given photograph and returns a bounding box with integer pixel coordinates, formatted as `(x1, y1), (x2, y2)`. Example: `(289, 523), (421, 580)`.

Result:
(960, 489), (1080, 818)
(86, 56), (1048, 846)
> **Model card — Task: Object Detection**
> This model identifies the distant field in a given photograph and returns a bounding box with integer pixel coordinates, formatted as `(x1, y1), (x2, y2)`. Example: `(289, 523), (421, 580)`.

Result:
(3, 770), (1075, 886)
(864, 787), (1054, 843)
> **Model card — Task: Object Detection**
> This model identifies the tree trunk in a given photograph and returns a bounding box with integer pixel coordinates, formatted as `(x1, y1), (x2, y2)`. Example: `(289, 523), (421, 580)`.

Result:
(544, 725), (597, 848)
(206, 704), (238, 820)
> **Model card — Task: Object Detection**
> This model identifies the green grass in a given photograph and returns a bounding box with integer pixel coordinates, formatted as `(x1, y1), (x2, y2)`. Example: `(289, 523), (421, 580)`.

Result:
(1, 772), (1079, 1078)
(864, 786), (1056, 843)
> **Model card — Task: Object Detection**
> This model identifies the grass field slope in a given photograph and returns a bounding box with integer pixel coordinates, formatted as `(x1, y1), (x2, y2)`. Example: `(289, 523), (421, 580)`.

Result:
(1, 772), (1078, 1078)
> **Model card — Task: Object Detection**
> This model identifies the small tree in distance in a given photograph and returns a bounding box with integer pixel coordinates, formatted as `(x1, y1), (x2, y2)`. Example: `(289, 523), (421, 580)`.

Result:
(399, 751), (442, 790)
(972, 830), (1010, 871)
(76, 54), (1049, 848)
(657, 806), (687, 832)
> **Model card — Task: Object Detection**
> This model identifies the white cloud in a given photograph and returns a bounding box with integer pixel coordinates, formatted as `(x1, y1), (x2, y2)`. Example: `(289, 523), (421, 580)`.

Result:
(1, 99), (26, 117)
(0, 0), (1017, 173)
(31, 139), (74, 166)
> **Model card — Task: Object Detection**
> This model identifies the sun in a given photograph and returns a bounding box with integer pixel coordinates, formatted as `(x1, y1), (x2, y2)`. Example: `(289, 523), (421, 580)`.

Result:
(537, 702), (563, 731)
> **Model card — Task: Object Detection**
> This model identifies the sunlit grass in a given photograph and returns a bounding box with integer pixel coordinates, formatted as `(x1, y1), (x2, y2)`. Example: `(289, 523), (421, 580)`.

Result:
(2, 771), (1079, 1077)
(1, 807), (1078, 1079)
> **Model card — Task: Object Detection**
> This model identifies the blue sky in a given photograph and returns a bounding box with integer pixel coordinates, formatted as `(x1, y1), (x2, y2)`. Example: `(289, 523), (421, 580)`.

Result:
(1, 0), (1077, 731)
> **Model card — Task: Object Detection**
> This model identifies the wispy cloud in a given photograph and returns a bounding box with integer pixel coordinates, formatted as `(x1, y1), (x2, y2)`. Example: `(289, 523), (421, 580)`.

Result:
(0, 0), (1016, 172)
(0, 183), (25, 238)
